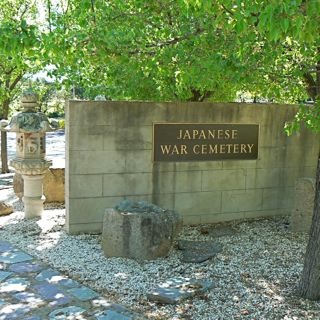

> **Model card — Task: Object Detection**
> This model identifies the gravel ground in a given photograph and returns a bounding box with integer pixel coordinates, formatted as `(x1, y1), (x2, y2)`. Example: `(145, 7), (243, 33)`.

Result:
(0, 204), (319, 320)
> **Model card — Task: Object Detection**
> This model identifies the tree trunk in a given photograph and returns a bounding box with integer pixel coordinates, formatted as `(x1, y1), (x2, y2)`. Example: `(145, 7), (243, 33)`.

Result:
(298, 153), (320, 300)
(0, 72), (23, 173)
(0, 99), (10, 173)
(1, 131), (9, 173)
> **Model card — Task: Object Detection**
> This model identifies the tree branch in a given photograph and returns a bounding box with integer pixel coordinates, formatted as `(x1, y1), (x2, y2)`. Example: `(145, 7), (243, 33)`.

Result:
(303, 72), (317, 100)
(188, 89), (213, 102)
(220, 4), (233, 16)
(9, 73), (24, 91)
(129, 27), (205, 55)
(91, 0), (96, 25)
(4, 66), (17, 75)
(19, 3), (29, 20)
(0, 63), (16, 74)
(64, 0), (70, 14)
(4, 79), (10, 90)
(47, 0), (52, 32)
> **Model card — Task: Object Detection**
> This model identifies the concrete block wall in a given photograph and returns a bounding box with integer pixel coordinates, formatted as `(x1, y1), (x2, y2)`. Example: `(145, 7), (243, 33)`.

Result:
(65, 101), (320, 233)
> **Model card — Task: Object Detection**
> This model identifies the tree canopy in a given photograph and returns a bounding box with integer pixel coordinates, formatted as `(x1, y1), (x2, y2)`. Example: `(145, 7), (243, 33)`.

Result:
(2, 0), (319, 104)
(42, 0), (320, 105)
(0, 1), (41, 115)
(0, 0), (47, 171)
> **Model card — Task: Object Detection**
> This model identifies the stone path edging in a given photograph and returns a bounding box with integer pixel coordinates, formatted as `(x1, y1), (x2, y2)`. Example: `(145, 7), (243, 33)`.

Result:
(0, 240), (146, 320)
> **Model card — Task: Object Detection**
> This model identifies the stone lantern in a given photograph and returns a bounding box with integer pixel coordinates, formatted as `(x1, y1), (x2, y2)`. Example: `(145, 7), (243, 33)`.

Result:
(0, 90), (56, 218)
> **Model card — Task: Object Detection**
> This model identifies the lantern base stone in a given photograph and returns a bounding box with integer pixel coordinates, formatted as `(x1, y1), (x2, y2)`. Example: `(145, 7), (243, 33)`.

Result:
(22, 175), (45, 219)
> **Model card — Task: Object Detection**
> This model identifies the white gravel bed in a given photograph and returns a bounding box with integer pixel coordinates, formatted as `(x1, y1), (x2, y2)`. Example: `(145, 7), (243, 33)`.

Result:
(0, 206), (319, 319)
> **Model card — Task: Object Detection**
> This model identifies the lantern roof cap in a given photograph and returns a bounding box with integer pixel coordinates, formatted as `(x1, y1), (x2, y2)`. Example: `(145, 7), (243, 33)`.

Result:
(0, 90), (58, 133)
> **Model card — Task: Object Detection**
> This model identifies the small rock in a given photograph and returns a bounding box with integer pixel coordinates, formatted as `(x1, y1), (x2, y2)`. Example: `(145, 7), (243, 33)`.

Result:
(0, 201), (13, 216)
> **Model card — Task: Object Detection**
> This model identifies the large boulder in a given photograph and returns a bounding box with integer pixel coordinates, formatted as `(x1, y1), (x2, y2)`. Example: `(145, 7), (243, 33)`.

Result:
(13, 168), (65, 203)
(102, 200), (182, 260)
(43, 168), (65, 203)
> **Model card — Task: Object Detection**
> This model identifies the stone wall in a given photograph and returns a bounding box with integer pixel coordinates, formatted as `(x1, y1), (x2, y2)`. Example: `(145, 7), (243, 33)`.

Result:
(66, 101), (320, 234)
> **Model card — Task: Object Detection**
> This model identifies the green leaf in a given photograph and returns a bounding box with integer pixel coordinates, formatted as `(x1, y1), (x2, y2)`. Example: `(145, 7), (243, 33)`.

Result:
(281, 19), (290, 33)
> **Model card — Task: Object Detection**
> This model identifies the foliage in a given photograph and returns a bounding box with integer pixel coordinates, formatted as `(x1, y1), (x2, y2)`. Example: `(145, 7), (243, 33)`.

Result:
(45, 0), (320, 106)
(1, 1), (320, 106)
(57, 118), (65, 129)
(285, 102), (320, 135)
(0, 0), (43, 115)
(0, 0), (67, 171)
(45, 0), (249, 101)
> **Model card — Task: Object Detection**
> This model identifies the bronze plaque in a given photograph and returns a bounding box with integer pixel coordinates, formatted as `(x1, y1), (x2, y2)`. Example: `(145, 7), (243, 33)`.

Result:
(153, 123), (259, 162)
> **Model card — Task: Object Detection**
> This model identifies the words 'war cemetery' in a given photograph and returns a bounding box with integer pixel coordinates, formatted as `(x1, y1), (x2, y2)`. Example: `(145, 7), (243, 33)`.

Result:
(66, 101), (319, 234)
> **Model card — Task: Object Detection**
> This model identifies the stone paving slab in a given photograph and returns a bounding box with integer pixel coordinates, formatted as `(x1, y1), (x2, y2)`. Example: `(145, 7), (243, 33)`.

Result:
(68, 286), (100, 301)
(0, 271), (12, 282)
(0, 240), (146, 319)
(14, 291), (44, 304)
(48, 306), (86, 319)
(200, 225), (238, 237)
(0, 241), (14, 252)
(36, 268), (80, 287)
(0, 251), (33, 264)
(178, 240), (223, 263)
(0, 278), (30, 293)
(95, 303), (141, 320)
(9, 262), (42, 273)
(147, 277), (214, 304)
(96, 309), (133, 320)
(34, 283), (71, 305)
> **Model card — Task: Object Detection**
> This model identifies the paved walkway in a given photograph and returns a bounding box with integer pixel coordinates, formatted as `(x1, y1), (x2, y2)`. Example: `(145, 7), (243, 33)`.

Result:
(0, 240), (145, 320)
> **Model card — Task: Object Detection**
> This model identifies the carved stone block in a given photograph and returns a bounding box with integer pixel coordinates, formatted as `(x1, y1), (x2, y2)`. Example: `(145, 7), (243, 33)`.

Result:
(102, 200), (182, 260)
(290, 178), (315, 233)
